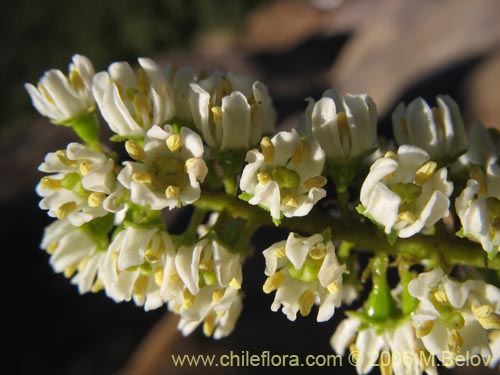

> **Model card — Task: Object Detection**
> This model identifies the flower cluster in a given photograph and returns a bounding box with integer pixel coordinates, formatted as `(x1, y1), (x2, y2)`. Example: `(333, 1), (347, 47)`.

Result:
(28, 54), (500, 372)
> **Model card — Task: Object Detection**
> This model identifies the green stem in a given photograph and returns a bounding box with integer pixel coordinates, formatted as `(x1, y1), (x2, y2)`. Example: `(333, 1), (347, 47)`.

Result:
(65, 112), (101, 151)
(193, 191), (500, 271)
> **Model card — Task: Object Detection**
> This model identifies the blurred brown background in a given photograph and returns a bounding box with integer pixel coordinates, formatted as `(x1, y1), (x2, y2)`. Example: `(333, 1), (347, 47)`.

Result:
(2, 0), (500, 374)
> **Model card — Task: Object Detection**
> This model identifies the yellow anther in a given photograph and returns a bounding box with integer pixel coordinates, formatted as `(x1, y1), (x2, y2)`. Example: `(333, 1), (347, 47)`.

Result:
(263, 272), (285, 294)
(47, 242), (58, 254)
(273, 247), (286, 258)
(64, 265), (77, 278)
(304, 175), (328, 190)
(212, 289), (224, 305)
(291, 140), (310, 164)
(470, 167), (487, 196)
(431, 107), (445, 132)
(472, 305), (500, 329)
(257, 172), (271, 185)
(384, 151), (397, 159)
(216, 310), (226, 317)
(399, 210), (416, 224)
(309, 243), (326, 260)
(349, 343), (359, 360)
(182, 289), (196, 309)
(133, 275), (148, 298)
(199, 259), (214, 272)
(145, 248), (161, 264)
(261, 136), (275, 163)
(78, 257), (90, 272)
(282, 194), (299, 208)
(154, 268), (164, 287)
(415, 161), (437, 185)
(91, 279), (104, 293)
(38, 83), (54, 104)
(298, 289), (315, 316)
(132, 172), (153, 184)
(57, 201), (77, 219)
(56, 150), (76, 166)
(447, 329), (463, 356)
(433, 290), (448, 304)
(88, 192), (106, 208)
(416, 320), (434, 338)
(79, 161), (92, 176)
(203, 311), (217, 337)
(380, 351), (392, 375)
(40, 177), (62, 190)
(133, 93), (151, 127)
(229, 277), (242, 290)
(136, 68), (149, 93)
(211, 106), (222, 121)
(221, 78), (232, 97)
(69, 68), (85, 91)
(166, 133), (183, 152)
(165, 185), (180, 199)
(327, 281), (340, 295)
(337, 112), (349, 137)
(168, 272), (181, 283)
(125, 140), (147, 161)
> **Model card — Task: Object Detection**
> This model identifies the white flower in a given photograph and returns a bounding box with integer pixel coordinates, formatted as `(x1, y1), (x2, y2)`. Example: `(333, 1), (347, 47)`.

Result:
(392, 95), (467, 163)
(408, 269), (500, 366)
(456, 162), (500, 257)
(177, 288), (243, 339)
(489, 330), (500, 368)
(93, 58), (174, 137)
(25, 54), (95, 123)
(165, 64), (197, 122)
(101, 226), (175, 311)
(41, 219), (106, 294)
(457, 123), (499, 169)
(167, 238), (243, 338)
(359, 145), (453, 238)
(240, 130), (326, 221)
(331, 316), (434, 375)
(36, 143), (117, 226)
(303, 88), (377, 164)
(189, 71), (276, 150)
(262, 232), (345, 322)
(118, 125), (208, 210)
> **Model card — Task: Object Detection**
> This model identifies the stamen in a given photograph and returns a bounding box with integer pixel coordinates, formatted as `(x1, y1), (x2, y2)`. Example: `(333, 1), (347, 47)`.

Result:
(282, 194), (299, 208)
(273, 247), (286, 258)
(88, 192), (106, 208)
(298, 289), (315, 316)
(309, 243), (326, 259)
(327, 281), (340, 295)
(145, 248), (161, 264)
(166, 134), (183, 152)
(69, 69), (85, 91)
(165, 185), (180, 199)
(212, 289), (224, 305)
(40, 177), (62, 190)
(229, 277), (241, 290)
(182, 289), (196, 309)
(154, 268), (164, 287)
(304, 175), (327, 190)
(291, 140), (310, 164)
(415, 161), (437, 185)
(132, 172), (153, 184)
(203, 311), (217, 337)
(261, 136), (274, 163)
(79, 161), (92, 176)
(57, 201), (77, 219)
(257, 172), (271, 185)
(416, 320), (434, 338)
(125, 140), (147, 161)
(263, 272), (285, 293)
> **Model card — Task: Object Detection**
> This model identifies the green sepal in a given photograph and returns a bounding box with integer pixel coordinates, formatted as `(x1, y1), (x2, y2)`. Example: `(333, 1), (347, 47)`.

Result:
(80, 214), (115, 252)
(109, 134), (144, 143)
